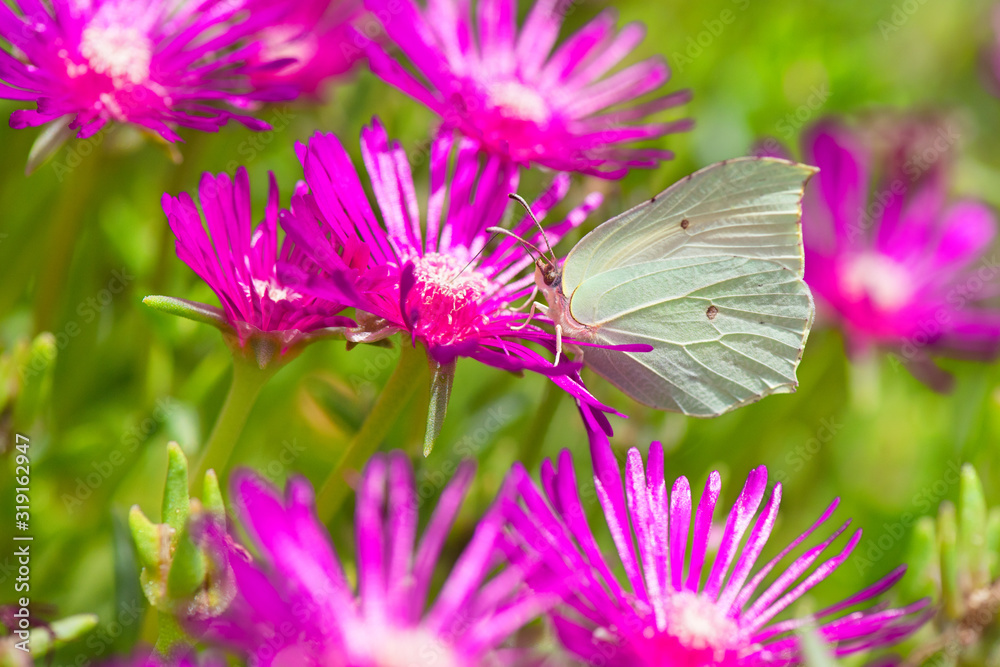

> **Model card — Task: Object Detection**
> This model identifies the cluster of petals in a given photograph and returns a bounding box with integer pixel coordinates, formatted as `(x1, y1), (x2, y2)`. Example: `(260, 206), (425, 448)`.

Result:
(0, 0), (308, 142)
(362, 0), (692, 178)
(502, 433), (932, 666)
(278, 118), (617, 412)
(162, 167), (356, 349)
(798, 118), (1000, 388)
(195, 452), (556, 667)
(246, 0), (364, 97)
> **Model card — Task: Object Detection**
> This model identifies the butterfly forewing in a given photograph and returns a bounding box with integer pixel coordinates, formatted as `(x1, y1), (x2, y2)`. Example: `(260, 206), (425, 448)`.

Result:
(562, 158), (816, 291)
(560, 158), (818, 417)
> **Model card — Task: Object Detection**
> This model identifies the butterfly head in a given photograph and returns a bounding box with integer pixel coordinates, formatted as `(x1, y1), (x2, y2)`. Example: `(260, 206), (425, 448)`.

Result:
(535, 258), (561, 289)
(504, 192), (562, 288)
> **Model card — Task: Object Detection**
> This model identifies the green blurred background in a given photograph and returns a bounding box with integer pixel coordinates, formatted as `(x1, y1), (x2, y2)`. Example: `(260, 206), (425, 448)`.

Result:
(2, 0), (1000, 662)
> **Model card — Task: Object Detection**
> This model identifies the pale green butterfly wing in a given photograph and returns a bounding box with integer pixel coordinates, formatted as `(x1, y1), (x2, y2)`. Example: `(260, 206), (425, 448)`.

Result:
(561, 158), (817, 417)
(568, 256), (814, 416)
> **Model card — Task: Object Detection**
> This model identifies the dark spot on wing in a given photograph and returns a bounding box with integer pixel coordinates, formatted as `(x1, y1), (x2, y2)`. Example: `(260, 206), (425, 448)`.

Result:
(706, 305), (719, 320)
(680, 219), (690, 230)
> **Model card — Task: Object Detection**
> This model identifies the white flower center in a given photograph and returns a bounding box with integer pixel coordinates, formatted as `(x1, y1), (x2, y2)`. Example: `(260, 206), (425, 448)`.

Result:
(79, 21), (153, 84)
(840, 253), (914, 311)
(486, 80), (552, 123)
(412, 253), (490, 297)
(406, 253), (492, 345)
(367, 628), (461, 667)
(661, 591), (739, 657)
(252, 278), (299, 304)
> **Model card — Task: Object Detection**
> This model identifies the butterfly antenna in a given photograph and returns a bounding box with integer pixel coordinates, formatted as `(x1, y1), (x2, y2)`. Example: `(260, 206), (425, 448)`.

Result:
(449, 232), (500, 283)
(451, 200), (553, 283)
(508, 193), (556, 262)
(484, 226), (549, 269)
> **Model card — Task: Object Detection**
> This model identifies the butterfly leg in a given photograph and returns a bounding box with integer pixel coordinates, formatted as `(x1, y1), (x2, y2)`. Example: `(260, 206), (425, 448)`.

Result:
(512, 302), (539, 331)
(508, 285), (539, 313)
(554, 324), (563, 367)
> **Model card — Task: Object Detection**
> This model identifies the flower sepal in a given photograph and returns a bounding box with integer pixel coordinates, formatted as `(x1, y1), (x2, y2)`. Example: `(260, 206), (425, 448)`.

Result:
(25, 119), (75, 176)
(423, 358), (455, 457)
(144, 294), (375, 370)
(900, 464), (1000, 664)
(143, 296), (231, 334)
(0, 611), (98, 665)
(129, 443), (233, 620)
(342, 311), (400, 347)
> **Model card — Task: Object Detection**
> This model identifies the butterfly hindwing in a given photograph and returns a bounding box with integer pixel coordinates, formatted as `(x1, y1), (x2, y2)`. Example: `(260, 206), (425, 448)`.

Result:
(568, 256), (814, 416)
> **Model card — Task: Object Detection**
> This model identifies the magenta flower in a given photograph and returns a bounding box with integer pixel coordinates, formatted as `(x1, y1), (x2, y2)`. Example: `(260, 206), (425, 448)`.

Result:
(505, 439), (932, 666)
(197, 452), (555, 666)
(0, 0), (298, 145)
(160, 167), (355, 353)
(800, 119), (1000, 389)
(361, 0), (691, 178)
(247, 0), (364, 97)
(279, 119), (620, 419)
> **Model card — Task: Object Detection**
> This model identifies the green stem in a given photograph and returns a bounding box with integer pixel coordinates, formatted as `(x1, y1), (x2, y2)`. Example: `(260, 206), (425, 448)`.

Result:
(317, 342), (426, 521)
(518, 381), (564, 470)
(33, 155), (102, 333)
(192, 357), (276, 492)
(152, 611), (186, 659)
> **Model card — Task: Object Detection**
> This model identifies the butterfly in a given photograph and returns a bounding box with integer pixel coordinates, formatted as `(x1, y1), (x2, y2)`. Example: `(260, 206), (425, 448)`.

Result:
(496, 158), (818, 418)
